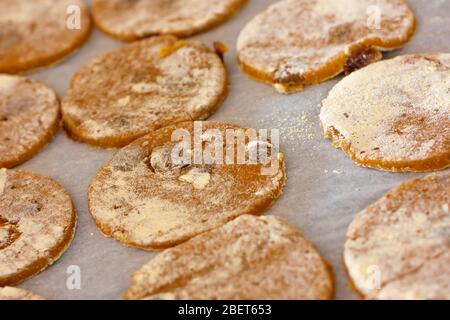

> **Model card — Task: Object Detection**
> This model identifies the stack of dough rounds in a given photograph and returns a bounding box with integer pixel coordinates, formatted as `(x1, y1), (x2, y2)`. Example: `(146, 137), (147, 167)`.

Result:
(237, 0), (415, 93)
(0, 0), (92, 73)
(92, 0), (248, 41)
(88, 121), (286, 250)
(320, 54), (450, 172)
(125, 215), (333, 300)
(0, 169), (76, 286)
(0, 75), (60, 169)
(62, 36), (228, 148)
(0, 287), (44, 300)
(344, 173), (450, 300)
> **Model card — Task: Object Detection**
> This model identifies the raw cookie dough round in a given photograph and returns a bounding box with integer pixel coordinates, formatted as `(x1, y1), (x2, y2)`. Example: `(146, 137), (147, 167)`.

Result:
(88, 121), (286, 250)
(0, 169), (76, 287)
(0, 0), (92, 74)
(62, 36), (228, 148)
(125, 215), (333, 300)
(0, 75), (60, 169)
(0, 287), (44, 300)
(92, 0), (248, 41)
(237, 0), (415, 93)
(320, 54), (450, 172)
(344, 173), (450, 300)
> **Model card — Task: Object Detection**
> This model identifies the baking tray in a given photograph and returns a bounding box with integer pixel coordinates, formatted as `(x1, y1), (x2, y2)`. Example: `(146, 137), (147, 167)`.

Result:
(16, 0), (450, 300)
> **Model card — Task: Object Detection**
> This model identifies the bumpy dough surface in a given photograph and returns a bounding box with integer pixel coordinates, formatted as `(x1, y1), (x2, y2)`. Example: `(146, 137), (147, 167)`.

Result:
(320, 54), (450, 172)
(0, 287), (44, 300)
(62, 36), (228, 148)
(0, 170), (76, 287)
(0, 0), (92, 73)
(125, 215), (333, 300)
(237, 0), (415, 93)
(92, 0), (248, 40)
(88, 121), (286, 250)
(344, 173), (450, 300)
(0, 75), (60, 169)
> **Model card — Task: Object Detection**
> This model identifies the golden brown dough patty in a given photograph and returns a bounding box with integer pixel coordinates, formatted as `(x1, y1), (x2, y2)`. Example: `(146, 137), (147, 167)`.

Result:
(88, 121), (286, 250)
(0, 0), (92, 73)
(0, 75), (60, 169)
(92, 0), (248, 40)
(0, 170), (76, 287)
(237, 0), (415, 93)
(62, 36), (228, 148)
(125, 215), (333, 300)
(320, 54), (450, 172)
(345, 173), (450, 300)
(0, 287), (44, 300)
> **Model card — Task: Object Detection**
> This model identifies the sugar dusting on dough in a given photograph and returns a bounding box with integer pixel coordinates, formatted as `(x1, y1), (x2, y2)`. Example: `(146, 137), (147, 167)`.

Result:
(125, 215), (333, 300)
(88, 122), (286, 249)
(0, 171), (75, 283)
(179, 168), (211, 190)
(0, 287), (44, 300)
(320, 54), (450, 170)
(92, 0), (247, 38)
(0, 75), (60, 168)
(344, 173), (450, 299)
(0, 75), (19, 92)
(0, 0), (91, 73)
(237, 0), (415, 93)
(131, 83), (158, 94)
(62, 37), (227, 147)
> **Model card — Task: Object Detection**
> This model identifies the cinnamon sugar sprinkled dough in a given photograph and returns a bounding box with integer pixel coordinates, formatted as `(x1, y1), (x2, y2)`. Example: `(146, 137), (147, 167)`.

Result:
(88, 121), (286, 250)
(0, 287), (44, 300)
(0, 170), (76, 287)
(320, 54), (450, 172)
(125, 215), (333, 300)
(0, 0), (92, 74)
(92, 0), (248, 41)
(344, 173), (450, 300)
(62, 36), (228, 148)
(0, 75), (60, 169)
(237, 0), (415, 93)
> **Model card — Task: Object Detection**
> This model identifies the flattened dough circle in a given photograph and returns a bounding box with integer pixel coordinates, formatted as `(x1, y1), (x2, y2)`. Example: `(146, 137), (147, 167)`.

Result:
(62, 36), (228, 148)
(0, 0), (92, 73)
(344, 173), (450, 300)
(125, 215), (333, 300)
(237, 0), (415, 93)
(320, 54), (450, 172)
(88, 121), (286, 250)
(0, 75), (60, 169)
(92, 0), (248, 41)
(0, 169), (76, 287)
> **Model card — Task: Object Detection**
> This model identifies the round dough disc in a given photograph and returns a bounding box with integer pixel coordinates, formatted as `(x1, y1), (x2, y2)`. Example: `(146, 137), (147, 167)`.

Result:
(92, 0), (248, 41)
(0, 169), (76, 287)
(0, 75), (60, 169)
(0, 0), (92, 74)
(237, 0), (415, 93)
(0, 287), (44, 300)
(320, 54), (450, 172)
(88, 121), (286, 250)
(125, 215), (333, 300)
(344, 173), (450, 300)
(62, 36), (228, 148)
